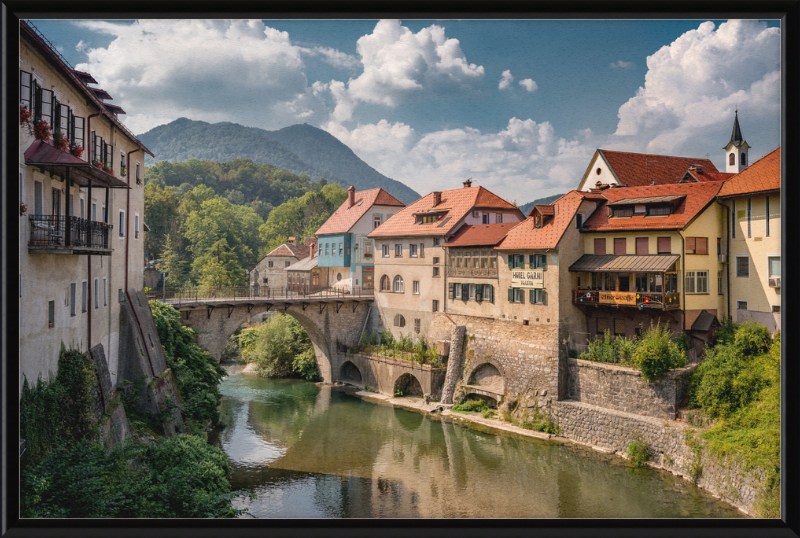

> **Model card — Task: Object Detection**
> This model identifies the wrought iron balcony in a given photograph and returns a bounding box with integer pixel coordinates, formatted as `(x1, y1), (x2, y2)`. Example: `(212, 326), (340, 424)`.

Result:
(28, 215), (113, 255)
(446, 266), (498, 278)
(573, 289), (680, 310)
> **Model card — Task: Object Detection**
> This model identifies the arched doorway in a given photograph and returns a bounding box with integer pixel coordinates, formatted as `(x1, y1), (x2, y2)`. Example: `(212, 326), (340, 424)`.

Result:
(393, 373), (423, 397)
(339, 361), (363, 385)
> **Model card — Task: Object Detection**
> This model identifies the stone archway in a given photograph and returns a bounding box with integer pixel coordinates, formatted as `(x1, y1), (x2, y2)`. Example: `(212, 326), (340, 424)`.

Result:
(339, 360), (363, 385)
(467, 362), (505, 394)
(393, 372), (423, 397)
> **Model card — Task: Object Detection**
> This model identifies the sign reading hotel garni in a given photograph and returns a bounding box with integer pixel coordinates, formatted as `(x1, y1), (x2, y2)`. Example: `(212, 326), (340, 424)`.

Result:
(511, 270), (544, 289)
(598, 291), (637, 305)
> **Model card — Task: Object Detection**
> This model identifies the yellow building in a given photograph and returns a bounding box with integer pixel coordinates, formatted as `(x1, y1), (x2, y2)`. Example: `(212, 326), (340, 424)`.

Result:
(717, 147), (781, 332)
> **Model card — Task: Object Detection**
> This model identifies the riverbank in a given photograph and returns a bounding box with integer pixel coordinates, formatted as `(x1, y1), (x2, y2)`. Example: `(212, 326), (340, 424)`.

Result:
(344, 385), (753, 517)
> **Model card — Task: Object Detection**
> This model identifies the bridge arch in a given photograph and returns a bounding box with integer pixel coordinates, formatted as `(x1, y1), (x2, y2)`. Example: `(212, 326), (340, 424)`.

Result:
(393, 372), (423, 397)
(467, 360), (505, 393)
(339, 360), (363, 386)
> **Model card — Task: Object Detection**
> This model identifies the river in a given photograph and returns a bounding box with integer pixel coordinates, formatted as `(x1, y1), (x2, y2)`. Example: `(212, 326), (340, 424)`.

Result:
(209, 366), (744, 519)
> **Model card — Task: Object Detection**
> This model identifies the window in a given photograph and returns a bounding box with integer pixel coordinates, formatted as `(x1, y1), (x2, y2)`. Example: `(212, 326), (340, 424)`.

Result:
(72, 116), (85, 154)
(373, 216), (381, 229)
(614, 319), (625, 336)
(82, 281), (87, 313)
(20, 70), (32, 109)
(395, 244), (402, 257)
(268, 261), (274, 268)
(530, 254), (546, 269)
(134, 213), (140, 239)
(325, 243), (329, 256)
(469, 284), (476, 300)
(746, 198), (752, 238)
(729, 153), (735, 166)
(735, 256), (749, 278)
(285, 261), (291, 268)
(433, 267), (440, 277)
(737, 300), (748, 311)
(394, 314), (405, 327)
(576, 213), (582, 229)
(80, 198), (85, 219)
(433, 238), (440, 247)
(718, 271), (724, 295)
(529, 288), (548, 304)
(119, 210), (125, 237)
(483, 284), (494, 303)
(768, 256), (780, 277)
(508, 254), (524, 269)
(393, 275), (404, 293)
(765, 196), (770, 237)
(771, 305), (780, 314)
(433, 257), (440, 264)
(34, 181), (43, 215)
(414, 318), (421, 334)
(103, 277), (107, 306)
(70, 283), (76, 316)
(263, 278), (269, 284)
(635, 237), (649, 255)
(319, 243), (322, 256)
(508, 288), (525, 303)
(339, 242), (343, 256)
(363, 240), (373, 258)
(685, 237), (708, 255)
(432, 300), (439, 312)
(596, 318), (607, 335)
(413, 280), (420, 294)
(685, 271), (709, 294)
(614, 238), (626, 255)
(657, 237), (671, 254)
(409, 244), (418, 257)
(380, 275), (390, 291)
(94, 278), (99, 309)
(453, 282), (461, 299)
(102, 205), (106, 223)
(482, 214), (489, 224)
(496, 213), (503, 224)
(136, 163), (141, 185)
(421, 214), (438, 224)
(741, 153), (747, 166)
(731, 199), (736, 239)
(382, 244), (389, 257)
(419, 243), (424, 258)
(49, 300), (55, 329)
(594, 238), (606, 255)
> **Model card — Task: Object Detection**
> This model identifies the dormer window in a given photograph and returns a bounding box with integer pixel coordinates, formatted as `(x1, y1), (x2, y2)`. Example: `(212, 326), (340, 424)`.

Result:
(634, 205), (646, 215)
(534, 214), (542, 228)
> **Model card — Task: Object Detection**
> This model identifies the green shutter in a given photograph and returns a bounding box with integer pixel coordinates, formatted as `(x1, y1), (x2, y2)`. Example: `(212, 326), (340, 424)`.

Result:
(529, 289), (535, 304)
(476, 284), (483, 302)
(508, 288), (513, 302)
(488, 285), (494, 303)
(520, 288), (525, 304)
(529, 254), (535, 267)
(461, 284), (469, 301)
(542, 290), (548, 305)
(508, 254), (513, 267)
(449, 282), (454, 299)
(540, 254), (547, 271)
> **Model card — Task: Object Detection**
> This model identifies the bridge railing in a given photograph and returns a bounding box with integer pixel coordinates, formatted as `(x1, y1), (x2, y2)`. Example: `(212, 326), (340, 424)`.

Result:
(146, 285), (374, 305)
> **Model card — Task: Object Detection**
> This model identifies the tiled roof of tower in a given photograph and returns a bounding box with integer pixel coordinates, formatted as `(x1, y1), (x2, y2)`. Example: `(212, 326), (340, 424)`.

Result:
(598, 150), (720, 187)
(315, 188), (404, 236)
(582, 182), (722, 231)
(368, 186), (523, 238)
(718, 147), (781, 198)
(444, 223), (515, 247)
(496, 190), (587, 250)
(266, 243), (311, 259)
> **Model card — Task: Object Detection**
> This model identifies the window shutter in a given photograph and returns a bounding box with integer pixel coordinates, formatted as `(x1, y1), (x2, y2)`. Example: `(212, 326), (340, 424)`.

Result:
(529, 254), (535, 267)
(508, 254), (513, 268)
(461, 284), (469, 301)
(614, 238), (626, 256)
(636, 237), (649, 255)
(594, 238), (606, 255)
(542, 290), (547, 305)
(448, 282), (454, 299)
(40, 88), (53, 126)
(540, 254), (547, 271)
(697, 237), (708, 255)
(20, 70), (32, 108)
(487, 285), (494, 303)
(597, 318), (607, 333)
(34, 83), (42, 119)
(72, 117), (85, 153)
(508, 288), (514, 302)
(475, 284), (483, 302)
(520, 288), (525, 304)
(657, 237), (671, 254)
(529, 289), (535, 304)
(686, 237), (696, 253)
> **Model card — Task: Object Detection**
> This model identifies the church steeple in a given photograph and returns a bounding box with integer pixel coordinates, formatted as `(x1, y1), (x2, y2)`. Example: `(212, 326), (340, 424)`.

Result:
(724, 108), (750, 173)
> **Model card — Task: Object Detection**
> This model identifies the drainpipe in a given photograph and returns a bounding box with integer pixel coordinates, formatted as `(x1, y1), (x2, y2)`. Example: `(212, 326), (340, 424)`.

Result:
(443, 243), (448, 313)
(680, 233), (686, 334)
(715, 199), (731, 320)
(86, 112), (101, 350)
(125, 148), (142, 290)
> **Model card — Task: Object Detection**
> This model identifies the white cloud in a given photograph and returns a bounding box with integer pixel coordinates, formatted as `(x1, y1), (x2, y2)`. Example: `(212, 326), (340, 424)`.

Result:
(610, 60), (633, 69)
(611, 20), (780, 157)
(325, 117), (599, 202)
(75, 40), (87, 52)
(345, 19), (485, 107)
(519, 78), (537, 92)
(299, 46), (360, 71)
(499, 69), (514, 90)
(73, 19), (330, 134)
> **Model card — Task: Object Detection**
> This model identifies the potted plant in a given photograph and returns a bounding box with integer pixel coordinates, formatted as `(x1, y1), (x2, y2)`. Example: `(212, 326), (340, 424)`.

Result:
(92, 158), (102, 168)
(33, 118), (51, 142)
(120, 164), (127, 176)
(20, 104), (32, 127)
(20, 202), (27, 216)
(54, 130), (69, 151)
(69, 142), (84, 159)
(107, 168), (115, 176)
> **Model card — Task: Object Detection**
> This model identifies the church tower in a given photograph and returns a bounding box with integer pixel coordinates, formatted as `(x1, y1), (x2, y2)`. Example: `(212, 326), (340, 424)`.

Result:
(724, 109), (750, 173)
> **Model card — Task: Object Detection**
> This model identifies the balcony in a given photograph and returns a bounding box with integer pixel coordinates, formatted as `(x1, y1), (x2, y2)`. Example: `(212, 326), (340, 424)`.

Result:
(573, 289), (680, 310)
(28, 215), (113, 255)
(446, 266), (498, 278)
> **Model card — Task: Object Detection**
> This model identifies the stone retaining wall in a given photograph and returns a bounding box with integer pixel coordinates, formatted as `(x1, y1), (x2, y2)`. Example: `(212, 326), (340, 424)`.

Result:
(552, 400), (766, 515)
(567, 358), (697, 419)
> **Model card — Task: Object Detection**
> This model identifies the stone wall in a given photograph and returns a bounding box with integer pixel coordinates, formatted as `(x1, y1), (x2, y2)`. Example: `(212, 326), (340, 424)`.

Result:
(552, 400), (767, 515)
(567, 358), (697, 419)
(332, 351), (446, 398)
(428, 312), (561, 404)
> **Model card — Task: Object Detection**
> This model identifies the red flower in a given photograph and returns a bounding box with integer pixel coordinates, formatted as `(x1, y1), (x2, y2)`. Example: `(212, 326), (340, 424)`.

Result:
(70, 143), (84, 159)
(54, 131), (69, 151)
(19, 105), (32, 126)
(33, 119), (51, 142)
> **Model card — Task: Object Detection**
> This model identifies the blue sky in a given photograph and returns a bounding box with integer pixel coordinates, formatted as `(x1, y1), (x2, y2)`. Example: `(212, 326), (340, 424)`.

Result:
(29, 19), (781, 203)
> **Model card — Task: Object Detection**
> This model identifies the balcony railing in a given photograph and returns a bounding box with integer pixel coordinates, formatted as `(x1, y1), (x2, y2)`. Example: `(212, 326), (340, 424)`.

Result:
(28, 215), (112, 252)
(573, 289), (680, 310)
(446, 266), (498, 278)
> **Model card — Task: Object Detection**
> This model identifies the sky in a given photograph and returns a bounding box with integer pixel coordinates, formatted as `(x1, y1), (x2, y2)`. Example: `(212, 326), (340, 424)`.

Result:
(29, 18), (781, 203)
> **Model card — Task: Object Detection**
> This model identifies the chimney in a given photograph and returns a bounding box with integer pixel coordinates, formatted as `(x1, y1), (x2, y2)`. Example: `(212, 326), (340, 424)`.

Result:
(348, 185), (356, 208)
(463, 178), (472, 188)
(432, 191), (442, 206)
(288, 236), (296, 244)
(651, 179), (656, 186)
(304, 237), (317, 258)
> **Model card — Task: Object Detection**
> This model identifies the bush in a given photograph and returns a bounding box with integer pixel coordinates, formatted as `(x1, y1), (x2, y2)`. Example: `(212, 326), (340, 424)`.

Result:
(581, 330), (616, 363)
(630, 323), (686, 382)
(451, 399), (489, 413)
(380, 328), (395, 347)
(734, 320), (772, 356)
(292, 349), (320, 381)
(626, 440), (650, 467)
(716, 316), (738, 346)
(238, 313), (313, 379)
(481, 408), (495, 419)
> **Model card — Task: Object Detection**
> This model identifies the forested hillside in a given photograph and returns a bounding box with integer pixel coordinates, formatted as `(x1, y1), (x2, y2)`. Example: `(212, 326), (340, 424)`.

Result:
(137, 118), (420, 203)
(518, 193), (567, 216)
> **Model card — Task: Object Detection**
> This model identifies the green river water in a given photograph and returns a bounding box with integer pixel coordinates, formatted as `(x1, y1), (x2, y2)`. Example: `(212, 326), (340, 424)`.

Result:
(209, 367), (744, 519)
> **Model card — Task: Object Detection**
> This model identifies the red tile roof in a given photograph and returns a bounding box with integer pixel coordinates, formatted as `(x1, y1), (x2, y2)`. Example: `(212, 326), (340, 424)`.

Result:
(532, 204), (555, 216)
(267, 243), (311, 259)
(682, 169), (734, 183)
(496, 190), (587, 250)
(592, 150), (720, 188)
(718, 147), (781, 198)
(444, 223), (515, 247)
(582, 182), (723, 232)
(315, 188), (404, 236)
(368, 186), (523, 238)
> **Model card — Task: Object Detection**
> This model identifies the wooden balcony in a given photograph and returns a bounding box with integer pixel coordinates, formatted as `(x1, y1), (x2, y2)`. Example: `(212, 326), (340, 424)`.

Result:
(573, 289), (680, 310)
(446, 266), (498, 278)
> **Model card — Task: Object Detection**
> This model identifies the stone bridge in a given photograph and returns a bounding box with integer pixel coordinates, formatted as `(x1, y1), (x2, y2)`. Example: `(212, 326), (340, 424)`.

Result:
(153, 290), (374, 384)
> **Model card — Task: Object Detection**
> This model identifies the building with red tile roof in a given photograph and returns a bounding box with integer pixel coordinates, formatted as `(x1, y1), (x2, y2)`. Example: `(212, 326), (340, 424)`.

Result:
(250, 237), (313, 293)
(444, 223), (514, 248)
(315, 187), (404, 236)
(718, 146), (781, 198)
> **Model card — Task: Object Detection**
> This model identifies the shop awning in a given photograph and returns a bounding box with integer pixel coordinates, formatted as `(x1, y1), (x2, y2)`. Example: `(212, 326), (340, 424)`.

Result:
(569, 254), (680, 273)
(24, 140), (129, 189)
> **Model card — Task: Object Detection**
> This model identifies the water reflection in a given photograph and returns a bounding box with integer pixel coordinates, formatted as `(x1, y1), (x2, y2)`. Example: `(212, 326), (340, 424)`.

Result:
(210, 373), (744, 519)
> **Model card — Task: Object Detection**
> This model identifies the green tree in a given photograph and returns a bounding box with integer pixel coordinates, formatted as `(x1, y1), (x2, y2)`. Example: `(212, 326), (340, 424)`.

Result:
(143, 182), (182, 260)
(238, 314), (314, 378)
(192, 238), (247, 288)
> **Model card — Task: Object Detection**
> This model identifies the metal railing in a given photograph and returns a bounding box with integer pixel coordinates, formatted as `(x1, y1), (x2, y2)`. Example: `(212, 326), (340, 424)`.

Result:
(573, 289), (680, 310)
(147, 285), (375, 304)
(28, 215), (111, 250)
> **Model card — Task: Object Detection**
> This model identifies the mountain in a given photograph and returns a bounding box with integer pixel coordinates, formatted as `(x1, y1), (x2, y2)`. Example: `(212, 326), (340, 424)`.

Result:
(137, 118), (420, 204)
(518, 193), (567, 216)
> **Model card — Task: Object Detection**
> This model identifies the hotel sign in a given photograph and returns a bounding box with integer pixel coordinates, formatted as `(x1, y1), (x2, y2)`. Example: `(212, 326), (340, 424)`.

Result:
(511, 270), (544, 289)
(598, 291), (637, 305)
